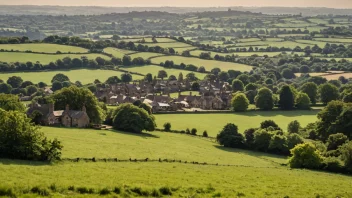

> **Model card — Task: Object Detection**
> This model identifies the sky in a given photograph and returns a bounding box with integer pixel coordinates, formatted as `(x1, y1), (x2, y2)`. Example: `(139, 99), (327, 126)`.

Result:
(0, 0), (351, 8)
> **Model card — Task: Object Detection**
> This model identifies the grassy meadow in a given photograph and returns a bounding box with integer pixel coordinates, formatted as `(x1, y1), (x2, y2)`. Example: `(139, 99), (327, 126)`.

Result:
(151, 56), (253, 72)
(0, 69), (143, 84)
(154, 111), (318, 136)
(0, 52), (110, 64)
(0, 43), (89, 53)
(1, 127), (351, 197)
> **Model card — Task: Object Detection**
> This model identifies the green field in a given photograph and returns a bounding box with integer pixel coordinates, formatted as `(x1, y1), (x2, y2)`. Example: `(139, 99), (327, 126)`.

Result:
(103, 47), (136, 58)
(129, 52), (165, 59)
(121, 65), (207, 79)
(190, 50), (283, 57)
(0, 69), (142, 84)
(155, 111), (318, 136)
(151, 56), (253, 72)
(0, 52), (110, 64)
(1, 127), (351, 197)
(0, 43), (88, 53)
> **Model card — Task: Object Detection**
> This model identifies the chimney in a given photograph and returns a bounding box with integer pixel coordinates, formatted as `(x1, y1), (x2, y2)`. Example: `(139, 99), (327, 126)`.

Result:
(189, 92), (192, 96)
(82, 105), (86, 112)
(65, 104), (69, 112)
(49, 102), (54, 113)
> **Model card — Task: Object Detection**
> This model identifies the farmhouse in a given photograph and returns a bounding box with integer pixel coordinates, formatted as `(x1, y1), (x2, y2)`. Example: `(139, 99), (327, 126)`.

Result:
(27, 103), (90, 127)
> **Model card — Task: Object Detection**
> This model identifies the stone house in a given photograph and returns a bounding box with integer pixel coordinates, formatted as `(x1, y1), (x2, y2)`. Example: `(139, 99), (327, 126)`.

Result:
(27, 103), (90, 128)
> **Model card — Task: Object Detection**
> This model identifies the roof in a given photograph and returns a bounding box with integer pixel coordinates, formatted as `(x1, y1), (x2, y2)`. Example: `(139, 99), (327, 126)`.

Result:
(53, 110), (64, 117)
(68, 110), (87, 119)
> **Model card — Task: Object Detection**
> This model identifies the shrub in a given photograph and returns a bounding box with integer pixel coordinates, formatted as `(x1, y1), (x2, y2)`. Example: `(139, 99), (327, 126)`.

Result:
(269, 135), (289, 154)
(31, 186), (50, 196)
(151, 188), (161, 197)
(186, 128), (190, 134)
(287, 133), (304, 150)
(68, 186), (75, 191)
(0, 109), (62, 161)
(191, 128), (197, 135)
(253, 129), (272, 151)
(77, 187), (89, 194)
(326, 133), (348, 151)
(113, 187), (121, 194)
(163, 122), (171, 131)
(217, 123), (244, 148)
(260, 120), (280, 130)
(0, 187), (14, 197)
(112, 103), (156, 133)
(231, 93), (249, 112)
(339, 141), (352, 171)
(99, 188), (111, 195)
(244, 128), (256, 147)
(202, 131), (208, 137)
(288, 143), (323, 169)
(159, 186), (172, 195)
(287, 120), (301, 134)
(322, 157), (345, 173)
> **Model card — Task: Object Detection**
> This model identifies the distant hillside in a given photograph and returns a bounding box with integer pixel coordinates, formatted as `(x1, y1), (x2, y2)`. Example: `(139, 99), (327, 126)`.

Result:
(0, 5), (352, 16)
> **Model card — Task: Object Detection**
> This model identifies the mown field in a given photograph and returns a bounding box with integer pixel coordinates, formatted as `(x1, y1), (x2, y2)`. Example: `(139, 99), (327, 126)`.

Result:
(0, 43), (89, 53)
(0, 52), (110, 64)
(0, 69), (142, 84)
(121, 65), (207, 79)
(0, 127), (351, 197)
(154, 111), (318, 136)
(151, 56), (253, 72)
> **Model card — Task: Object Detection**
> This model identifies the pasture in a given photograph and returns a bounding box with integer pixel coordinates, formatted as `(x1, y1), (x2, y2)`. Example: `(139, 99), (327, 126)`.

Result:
(0, 43), (88, 53)
(154, 111), (318, 136)
(121, 65), (207, 79)
(0, 52), (110, 64)
(150, 56), (253, 72)
(0, 127), (351, 197)
(103, 47), (136, 58)
(190, 50), (283, 57)
(0, 69), (142, 84)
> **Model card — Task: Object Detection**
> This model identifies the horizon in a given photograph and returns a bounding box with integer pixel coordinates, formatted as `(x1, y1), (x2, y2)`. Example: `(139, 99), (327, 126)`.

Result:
(0, 0), (352, 9)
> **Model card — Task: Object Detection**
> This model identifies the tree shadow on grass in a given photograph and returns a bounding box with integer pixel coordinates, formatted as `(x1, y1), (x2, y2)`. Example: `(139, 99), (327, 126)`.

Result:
(108, 129), (160, 139)
(213, 145), (288, 164)
(0, 158), (51, 166)
(232, 109), (320, 117)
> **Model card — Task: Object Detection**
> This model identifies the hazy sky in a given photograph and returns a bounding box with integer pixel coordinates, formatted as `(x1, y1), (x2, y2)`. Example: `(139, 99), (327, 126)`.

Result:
(0, 0), (351, 8)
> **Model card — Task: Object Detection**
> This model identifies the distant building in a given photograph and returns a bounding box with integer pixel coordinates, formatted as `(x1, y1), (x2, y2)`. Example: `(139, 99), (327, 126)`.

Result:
(27, 103), (90, 128)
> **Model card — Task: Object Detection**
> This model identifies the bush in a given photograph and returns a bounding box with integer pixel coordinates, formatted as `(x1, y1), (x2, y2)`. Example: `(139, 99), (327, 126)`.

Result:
(112, 103), (156, 133)
(0, 109), (62, 161)
(99, 188), (111, 195)
(191, 128), (197, 135)
(217, 123), (244, 148)
(159, 186), (172, 195)
(186, 128), (190, 134)
(151, 188), (161, 197)
(339, 141), (352, 171)
(31, 186), (50, 196)
(0, 187), (14, 197)
(322, 157), (345, 173)
(244, 128), (256, 147)
(163, 122), (171, 131)
(202, 131), (208, 137)
(253, 129), (272, 151)
(288, 143), (323, 169)
(287, 133), (304, 150)
(231, 93), (249, 112)
(269, 135), (289, 154)
(260, 120), (280, 130)
(113, 187), (121, 194)
(326, 133), (348, 151)
(287, 120), (301, 134)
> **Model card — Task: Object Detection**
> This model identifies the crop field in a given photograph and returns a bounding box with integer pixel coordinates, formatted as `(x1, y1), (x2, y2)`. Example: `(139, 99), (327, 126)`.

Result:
(0, 69), (142, 84)
(0, 52), (110, 64)
(1, 127), (351, 197)
(150, 56), (253, 72)
(154, 111), (318, 136)
(322, 73), (352, 81)
(0, 43), (89, 53)
(121, 65), (207, 79)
